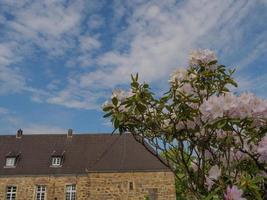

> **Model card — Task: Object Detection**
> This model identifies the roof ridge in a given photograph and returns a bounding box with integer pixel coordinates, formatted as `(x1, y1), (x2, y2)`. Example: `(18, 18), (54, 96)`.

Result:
(0, 133), (131, 136)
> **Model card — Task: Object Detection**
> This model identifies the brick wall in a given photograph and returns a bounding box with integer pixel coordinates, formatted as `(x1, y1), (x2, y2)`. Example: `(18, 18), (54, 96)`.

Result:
(0, 171), (176, 200)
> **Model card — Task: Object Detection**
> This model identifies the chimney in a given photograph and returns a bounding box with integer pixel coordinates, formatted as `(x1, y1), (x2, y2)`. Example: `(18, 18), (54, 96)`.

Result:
(67, 129), (73, 138)
(16, 129), (23, 139)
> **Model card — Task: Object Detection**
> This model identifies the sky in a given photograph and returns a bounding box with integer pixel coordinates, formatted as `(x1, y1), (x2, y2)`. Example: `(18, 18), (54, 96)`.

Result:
(0, 0), (267, 135)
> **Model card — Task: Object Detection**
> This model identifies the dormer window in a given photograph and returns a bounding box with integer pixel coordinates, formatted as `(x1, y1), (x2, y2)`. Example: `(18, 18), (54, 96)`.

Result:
(50, 150), (65, 167)
(51, 157), (62, 167)
(5, 157), (16, 167)
(4, 152), (20, 168)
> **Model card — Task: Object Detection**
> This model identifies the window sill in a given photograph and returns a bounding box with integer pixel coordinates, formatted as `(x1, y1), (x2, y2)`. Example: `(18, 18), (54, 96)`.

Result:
(50, 165), (62, 168)
(4, 166), (16, 168)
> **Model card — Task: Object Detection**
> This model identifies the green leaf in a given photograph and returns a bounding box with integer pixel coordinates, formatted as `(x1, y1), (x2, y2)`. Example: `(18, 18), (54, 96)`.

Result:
(103, 106), (113, 112)
(136, 103), (147, 113)
(114, 119), (120, 129)
(228, 79), (238, 87)
(112, 97), (118, 106)
(103, 112), (113, 118)
(217, 119), (227, 129)
(131, 81), (139, 88)
(208, 60), (217, 65)
(143, 83), (149, 88)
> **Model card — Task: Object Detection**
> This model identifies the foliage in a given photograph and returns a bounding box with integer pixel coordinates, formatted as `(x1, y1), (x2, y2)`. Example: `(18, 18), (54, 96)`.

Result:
(103, 49), (267, 199)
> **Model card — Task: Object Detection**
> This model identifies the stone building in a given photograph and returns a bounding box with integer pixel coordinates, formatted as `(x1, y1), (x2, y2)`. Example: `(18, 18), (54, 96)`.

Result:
(0, 130), (176, 200)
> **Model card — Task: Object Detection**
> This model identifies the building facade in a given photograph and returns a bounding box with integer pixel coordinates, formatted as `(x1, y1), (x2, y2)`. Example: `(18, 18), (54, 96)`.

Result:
(0, 131), (176, 200)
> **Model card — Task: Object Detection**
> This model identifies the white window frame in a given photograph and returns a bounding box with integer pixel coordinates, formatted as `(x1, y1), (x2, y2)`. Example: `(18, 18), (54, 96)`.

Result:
(51, 157), (62, 167)
(65, 184), (76, 200)
(35, 185), (46, 200)
(5, 157), (16, 167)
(6, 186), (17, 200)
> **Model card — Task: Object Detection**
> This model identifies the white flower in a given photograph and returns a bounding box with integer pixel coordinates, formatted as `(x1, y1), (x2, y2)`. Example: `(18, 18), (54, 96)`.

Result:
(169, 68), (188, 85)
(200, 92), (267, 122)
(208, 165), (221, 180)
(200, 95), (224, 121)
(111, 89), (127, 102)
(224, 185), (246, 200)
(206, 165), (221, 191)
(223, 93), (239, 112)
(177, 83), (194, 95)
(189, 49), (217, 66)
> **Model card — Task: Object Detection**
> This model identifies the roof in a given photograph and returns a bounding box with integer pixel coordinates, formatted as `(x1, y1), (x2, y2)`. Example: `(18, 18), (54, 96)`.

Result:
(0, 133), (170, 176)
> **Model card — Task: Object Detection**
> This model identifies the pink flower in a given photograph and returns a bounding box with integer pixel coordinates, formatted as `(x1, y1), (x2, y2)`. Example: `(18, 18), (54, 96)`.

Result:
(224, 185), (246, 200)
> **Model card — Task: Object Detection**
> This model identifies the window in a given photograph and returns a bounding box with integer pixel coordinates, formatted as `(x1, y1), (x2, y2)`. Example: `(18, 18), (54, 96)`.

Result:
(35, 185), (46, 200)
(129, 181), (134, 190)
(66, 184), (76, 200)
(6, 186), (16, 200)
(51, 157), (62, 167)
(5, 157), (16, 167)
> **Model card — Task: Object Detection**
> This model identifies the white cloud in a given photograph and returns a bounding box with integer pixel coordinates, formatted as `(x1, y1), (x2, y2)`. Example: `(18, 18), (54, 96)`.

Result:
(0, 107), (9, 115)
(0, 0), (266, 111)
(0, 0), (103, 108)
(0, 106), (66, 134)
(236, 74), (267, 98)
(43, 0), (267, 109)
(46, 84), (105, 110)
(79, 36), (101, 52)
(23, 124), (66, 135)
(79, 0), (258, 90)
(0, 42), (26, 94)
(87, 14), (105, 30)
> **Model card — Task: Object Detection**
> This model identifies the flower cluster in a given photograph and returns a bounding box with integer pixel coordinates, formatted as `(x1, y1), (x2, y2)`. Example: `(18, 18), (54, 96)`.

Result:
(103, 49), (267, 199)
(189, 49), (217, 67)
(200, 93), (267, 122)
(102, 89), (133, 112)
(224, 185), (246, 200)
(168, 68), (188, 85)
(169, 68), (196, 95)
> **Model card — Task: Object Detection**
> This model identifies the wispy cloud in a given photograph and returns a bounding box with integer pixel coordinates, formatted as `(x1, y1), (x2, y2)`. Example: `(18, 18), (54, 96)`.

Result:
(22, 124), (66, 135)
(0, 42), (26, 94)
(0, 0), (266, 112)
(75, 0), (267, 94)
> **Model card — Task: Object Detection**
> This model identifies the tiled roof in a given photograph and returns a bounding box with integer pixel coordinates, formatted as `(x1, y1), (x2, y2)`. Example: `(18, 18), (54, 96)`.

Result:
(0, 133), (169, 175)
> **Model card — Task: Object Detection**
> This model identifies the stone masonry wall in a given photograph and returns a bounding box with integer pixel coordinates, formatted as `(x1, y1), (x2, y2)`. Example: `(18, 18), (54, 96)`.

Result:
(0, 171), (176, 200)
(0, 175), (89, 200)
(88, 171), (176, 200)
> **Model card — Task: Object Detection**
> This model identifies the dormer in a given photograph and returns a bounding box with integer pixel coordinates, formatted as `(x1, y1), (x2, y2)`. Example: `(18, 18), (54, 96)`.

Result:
(4, 152), (20, 168)
(50, 151), (65, 167)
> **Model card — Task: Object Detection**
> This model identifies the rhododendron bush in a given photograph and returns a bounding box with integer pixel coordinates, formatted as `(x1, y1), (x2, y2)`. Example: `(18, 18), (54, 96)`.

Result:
(103, 50), (267, 199)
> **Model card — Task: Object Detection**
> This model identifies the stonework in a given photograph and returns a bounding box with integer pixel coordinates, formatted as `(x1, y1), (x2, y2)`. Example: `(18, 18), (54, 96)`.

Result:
(0, 171), (176, 200)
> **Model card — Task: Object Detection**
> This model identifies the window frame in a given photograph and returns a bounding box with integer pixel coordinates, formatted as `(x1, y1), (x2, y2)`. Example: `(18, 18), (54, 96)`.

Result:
(6, 185), (17, 200)
(35, 185), (46, 200)
(51, 156), (62, 167)
(65, 184), (76, 200)
(5, 157), (16, 168)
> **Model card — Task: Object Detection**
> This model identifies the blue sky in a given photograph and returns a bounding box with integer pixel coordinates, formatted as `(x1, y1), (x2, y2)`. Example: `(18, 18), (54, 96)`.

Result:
(0, 0), (267, 134)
